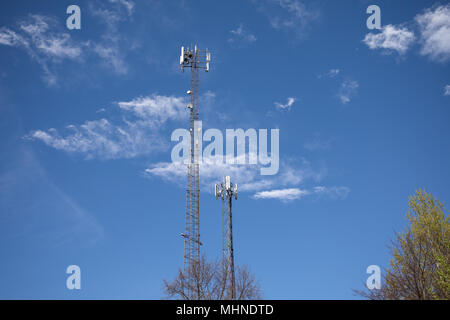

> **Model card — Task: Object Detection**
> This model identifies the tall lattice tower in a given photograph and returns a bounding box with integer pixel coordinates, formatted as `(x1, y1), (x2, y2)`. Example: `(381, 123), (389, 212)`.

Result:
(179, 45), (210, 299)
(215, 176), (238, 300)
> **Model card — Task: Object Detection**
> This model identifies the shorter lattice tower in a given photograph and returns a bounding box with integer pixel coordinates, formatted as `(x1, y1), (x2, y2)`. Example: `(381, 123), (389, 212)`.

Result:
(215, 176), (238, 300)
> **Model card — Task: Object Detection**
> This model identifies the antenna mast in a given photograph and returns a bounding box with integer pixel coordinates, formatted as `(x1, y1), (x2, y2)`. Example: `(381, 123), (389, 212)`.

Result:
(179, 45), (210, 299)
(215, 176), (238, 300)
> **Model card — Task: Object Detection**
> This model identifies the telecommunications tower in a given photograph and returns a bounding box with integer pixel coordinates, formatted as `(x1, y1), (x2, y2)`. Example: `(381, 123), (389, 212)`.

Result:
(179, 45), (210, 299)
(215, 176), (238, 300)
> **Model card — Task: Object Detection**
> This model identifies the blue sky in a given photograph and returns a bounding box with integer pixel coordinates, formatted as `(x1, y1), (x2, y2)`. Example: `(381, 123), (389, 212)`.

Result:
(0, 0), (449, 299)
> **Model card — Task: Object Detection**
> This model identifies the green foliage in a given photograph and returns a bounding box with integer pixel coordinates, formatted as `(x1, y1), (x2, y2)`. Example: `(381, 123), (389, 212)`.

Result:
(360, 190), (449, 300)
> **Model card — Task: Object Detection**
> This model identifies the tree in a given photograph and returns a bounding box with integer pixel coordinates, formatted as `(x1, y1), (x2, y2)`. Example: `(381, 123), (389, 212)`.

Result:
(163, 255), (262, 300)
(357, 190), (450, 299)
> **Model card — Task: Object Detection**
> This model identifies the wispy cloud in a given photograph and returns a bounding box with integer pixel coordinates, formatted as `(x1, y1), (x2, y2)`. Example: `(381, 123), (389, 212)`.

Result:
(26, 94), (187, 159)
(118, 95), (187, 123)
(0, 2), (136, 82)
(109, 0), (135, 16)
(253, 188), (309, 201)
(317, 68), (358, 105)
(312, 186), (350, 200)
(275, 97), (296, 110)
(318, 68), (340, 79)
(254, 0), (319, 37)
(363, 24), (415, 55)
(444, 84), (450, 96)
(146, 154), (328, 199)
(338, 79), (359, 104)
(146, 155), (266, 192)
(228, 23), (257, 45)
(0, 28), (26, 46)
(19, 15), (82, 59)
(252, 185), (350, 202)
(89, 2), (134, 74)
(415, 4), (450, 63)
(0, 14), (83, 85)
(362, 4), (450, 62)
(92, 44), (128, 75)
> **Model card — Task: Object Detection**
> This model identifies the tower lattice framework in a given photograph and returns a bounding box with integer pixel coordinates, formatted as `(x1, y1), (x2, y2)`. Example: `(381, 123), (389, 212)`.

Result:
(179, 45), (210, 299)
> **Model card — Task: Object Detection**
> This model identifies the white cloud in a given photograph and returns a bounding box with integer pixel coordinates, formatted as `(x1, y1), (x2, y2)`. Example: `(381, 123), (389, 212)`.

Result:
(228, 24), (257, 44)
(363, 24), (415, 55)
(255, 0), (319, 37)
(146, 154), (326, 196)
(317, 68), (340, 79)
(270, 0), (317, 29)
(27, 94), (188, 159)
(19, 14), (50, 35)
(109, 0), (135, 16)
(253, 188), (309, 201)
(313, 186), (350, 200)
(0, 15), (83, 84)
(93, 43), (128, 74)
(275, 97), (296, 110)
(338, 80), (359, 104)
(146, 155), (263, 191)
(89, 4), (132, 75)
(252, 185), (350, 202)
(118, 94), (187, 124)
(326, 68), (340, 78)
(28, 119), (159, 159)
(416, 4), (450, 62)
(147, 155), (327, 202)
(35, 33), (82, 59)
(444, 85), (450, 96)
(0, 3), (136, 82)
(146, 155), (269, 192)
(18, 15), (82, 60)
(327, 68), (340, 77)
(0, 28), (27, 46)
(318, 69), (358, 105)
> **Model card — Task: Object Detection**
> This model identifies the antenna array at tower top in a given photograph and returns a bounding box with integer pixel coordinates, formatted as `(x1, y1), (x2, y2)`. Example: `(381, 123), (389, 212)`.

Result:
(180, 45), (211, 72)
